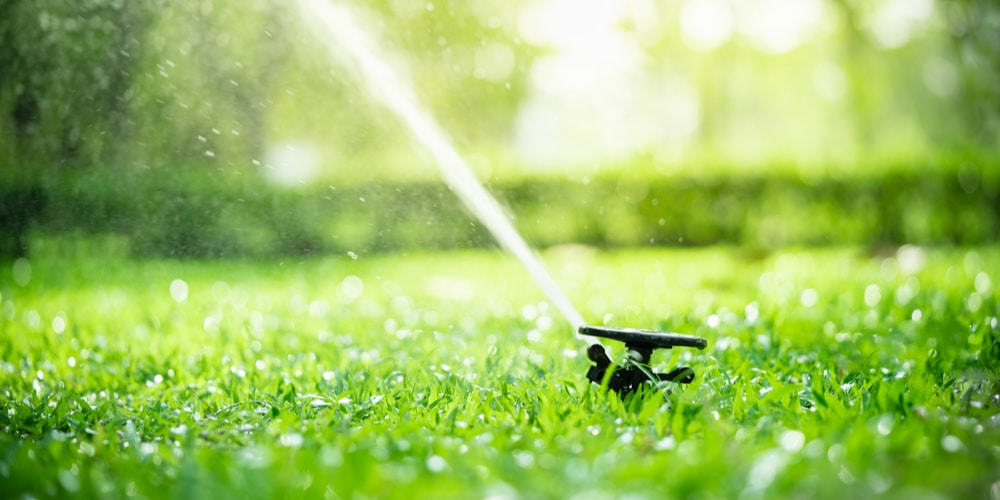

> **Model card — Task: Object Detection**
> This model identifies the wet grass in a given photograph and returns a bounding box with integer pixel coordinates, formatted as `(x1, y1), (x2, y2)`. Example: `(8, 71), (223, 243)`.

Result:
(1, 246), (998, 498)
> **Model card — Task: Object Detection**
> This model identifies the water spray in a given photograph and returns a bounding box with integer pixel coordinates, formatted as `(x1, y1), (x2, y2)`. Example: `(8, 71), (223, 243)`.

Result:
(297, 0), (707, 397)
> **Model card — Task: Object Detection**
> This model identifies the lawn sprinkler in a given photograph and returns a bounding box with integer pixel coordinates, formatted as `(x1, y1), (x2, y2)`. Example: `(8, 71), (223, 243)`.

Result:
(580, 326), (708, 397)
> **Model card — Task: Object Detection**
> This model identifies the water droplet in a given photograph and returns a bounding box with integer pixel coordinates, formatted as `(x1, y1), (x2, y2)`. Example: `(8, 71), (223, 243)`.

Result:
(877, 415), (894, 436)
(747, 450), (787, 491)
(52, 315), (66, 334)
(12, 258), (31, 287)
(527, 329), (541, 343)
(58, 469), (80, 493)
(320, 446), (343, 466)
(339, 276), (364, 303)
(941, 435), (963, 452)
(24, 310), (40, 330)
(536, 316), (553, 331)
(800, 288), (818, 307)
(513, 450), (535, 468)
(779, 430), (805, 452)
(203, 314), (221, 333)
(975, 272), (992, 295)
(279, 433), (304, 448)
(827, 447), (854, 471)
(864, 284), (881, 308)
(968, 293), (983, 313)
(706, 314), (720, 328)
(521, 304), (538, 321)
(170, 279), (189, 302)
(426, 455), (446, 472)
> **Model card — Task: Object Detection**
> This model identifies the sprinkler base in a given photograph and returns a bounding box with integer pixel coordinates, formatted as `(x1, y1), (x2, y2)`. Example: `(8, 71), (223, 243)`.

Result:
(580, 326), (707, 397)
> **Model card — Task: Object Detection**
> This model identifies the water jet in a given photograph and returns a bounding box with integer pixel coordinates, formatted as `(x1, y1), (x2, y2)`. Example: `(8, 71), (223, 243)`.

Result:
(295, 0), (706, 396)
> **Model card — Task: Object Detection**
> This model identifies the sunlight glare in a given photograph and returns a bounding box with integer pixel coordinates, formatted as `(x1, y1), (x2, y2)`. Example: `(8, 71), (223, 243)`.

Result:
(738, 0), (825, 54)
(513, 0), (702, 167)
(867, 0), (936, 50)
(680, 0), (734, 52)
(264, 142), (319, 186)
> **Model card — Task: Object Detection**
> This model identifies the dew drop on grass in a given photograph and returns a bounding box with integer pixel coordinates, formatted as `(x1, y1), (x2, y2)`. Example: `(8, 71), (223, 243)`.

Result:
(536, 315), (553, 331)
(827, 443), (846, 463)
(25, 310), (41, 330)
(745, 302), (759, 323)
(779, 430), (805, 452)
(209, 281), (231, 303)
(800, 288), (818, 307)
(58, 469), (80, 493)
(12, 258), (31, 287)
(864, 284), (881, 308)
(203, 314), (221, 333)
(339, 275), (364, 304)
(426, 455), (447, 472)
(309, 300), (330, 318)
(170, 279), (189, 302)
(706, 314), (720, 328)
(747, 450), (786, 491)
(968, 293), (982, 313)
(52, 315), (66, 334)
(877, 415), (895, 436)
(941, 435), (963, 452)
(320, 446), (343, 467)
(279, 433), (304, 448)
(521, 304), (538, 321)
(513, 450), (535, 468)
(975, 272), (992, 294)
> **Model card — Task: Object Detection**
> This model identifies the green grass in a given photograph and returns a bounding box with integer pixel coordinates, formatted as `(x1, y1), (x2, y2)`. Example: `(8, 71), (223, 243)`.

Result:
(1, 245), (998, 498)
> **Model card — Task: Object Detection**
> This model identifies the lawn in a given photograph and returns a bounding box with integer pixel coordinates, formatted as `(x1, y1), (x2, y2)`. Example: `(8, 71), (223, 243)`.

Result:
(1, 245), (998, 498)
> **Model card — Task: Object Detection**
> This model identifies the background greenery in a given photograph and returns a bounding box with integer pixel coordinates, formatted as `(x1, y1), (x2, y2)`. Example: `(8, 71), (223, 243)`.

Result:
(1, 0), (998, 257)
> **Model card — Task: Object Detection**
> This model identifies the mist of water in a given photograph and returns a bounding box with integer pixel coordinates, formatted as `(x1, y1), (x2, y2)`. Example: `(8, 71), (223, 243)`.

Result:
(296, 0), (595, 342)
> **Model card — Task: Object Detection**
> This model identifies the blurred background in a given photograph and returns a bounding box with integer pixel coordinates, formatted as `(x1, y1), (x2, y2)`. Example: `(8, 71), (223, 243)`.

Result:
(1, 0), (997, 258)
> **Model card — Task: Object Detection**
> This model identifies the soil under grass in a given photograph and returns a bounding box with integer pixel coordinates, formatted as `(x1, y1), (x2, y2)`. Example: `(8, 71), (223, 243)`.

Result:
(1, 246), (998, 498)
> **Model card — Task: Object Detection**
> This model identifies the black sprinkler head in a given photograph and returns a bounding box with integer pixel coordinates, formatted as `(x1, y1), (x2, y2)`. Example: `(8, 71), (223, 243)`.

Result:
(580, 325), (708, 397)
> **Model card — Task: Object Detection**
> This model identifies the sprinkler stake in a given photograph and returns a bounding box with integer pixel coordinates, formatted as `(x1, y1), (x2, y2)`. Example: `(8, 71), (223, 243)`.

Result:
(580, 326), (707, 397)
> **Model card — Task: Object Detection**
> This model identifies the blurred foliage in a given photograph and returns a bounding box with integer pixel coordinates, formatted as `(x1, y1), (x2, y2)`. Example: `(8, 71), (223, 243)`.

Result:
(0, 0), (999, 256)
(1, 0), (998, 172)
(0, 0), (534, 172)
(1, 157), (996, 258)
